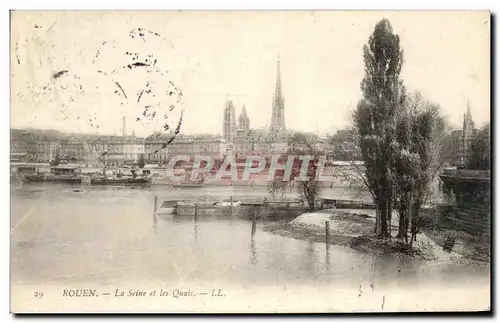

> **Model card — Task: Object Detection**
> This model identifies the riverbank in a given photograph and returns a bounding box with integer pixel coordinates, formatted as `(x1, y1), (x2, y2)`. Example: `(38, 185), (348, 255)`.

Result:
(263, 209), (488, 264)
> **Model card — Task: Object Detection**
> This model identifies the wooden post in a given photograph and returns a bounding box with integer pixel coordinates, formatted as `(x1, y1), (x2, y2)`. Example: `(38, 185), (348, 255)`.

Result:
(408, 197), (412, 246)
(325, 221), (331, 247)
(153, 196), (158, 226)
(194, 202), (198, 219)
(251, 214), (257, 237)
(263, 197), (267, 220)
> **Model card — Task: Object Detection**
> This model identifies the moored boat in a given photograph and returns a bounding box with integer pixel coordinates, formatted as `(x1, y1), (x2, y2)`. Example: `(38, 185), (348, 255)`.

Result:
(172, 182), (205, 188)
(171, 169), (206, 188)
(23, 173), (82, 184)
(90, 177), (152, 186)
(156, 200), (178, 216)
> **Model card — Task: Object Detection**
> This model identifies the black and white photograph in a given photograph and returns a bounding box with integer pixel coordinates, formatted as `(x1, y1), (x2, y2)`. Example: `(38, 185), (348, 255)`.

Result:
(9, 10), (491, 313)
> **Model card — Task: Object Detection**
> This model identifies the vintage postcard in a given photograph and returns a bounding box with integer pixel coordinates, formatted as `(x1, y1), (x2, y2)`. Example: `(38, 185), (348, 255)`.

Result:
(10, 10), (491, 313)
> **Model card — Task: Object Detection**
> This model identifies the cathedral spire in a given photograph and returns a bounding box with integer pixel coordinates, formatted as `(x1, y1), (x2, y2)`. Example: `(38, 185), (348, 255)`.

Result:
(275, 53), (282, 99)
(271, 54), (285, 133)
(467, 100), (472, 119)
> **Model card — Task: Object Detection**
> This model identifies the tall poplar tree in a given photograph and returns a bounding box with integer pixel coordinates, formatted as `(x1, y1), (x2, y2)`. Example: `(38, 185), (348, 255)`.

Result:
(354, 19), (406, 238)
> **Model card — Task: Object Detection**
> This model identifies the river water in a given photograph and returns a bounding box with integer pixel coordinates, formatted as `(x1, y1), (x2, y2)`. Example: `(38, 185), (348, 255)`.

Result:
(10, 184), (490, 312)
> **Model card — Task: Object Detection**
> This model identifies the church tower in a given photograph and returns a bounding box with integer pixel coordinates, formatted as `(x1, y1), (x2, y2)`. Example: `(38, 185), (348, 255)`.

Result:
(238, 105), (250, 134)
(271, 54), (285, 134)
(462, 101), (475, 159)
(223, 100), (236, 142)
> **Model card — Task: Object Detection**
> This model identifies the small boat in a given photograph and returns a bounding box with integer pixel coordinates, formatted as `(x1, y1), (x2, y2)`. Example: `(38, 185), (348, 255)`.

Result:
(156, 200), (178, 216)
(172, 182), (205, 188)
(214, 200), (242, 207)
(172, 176), (205, 188)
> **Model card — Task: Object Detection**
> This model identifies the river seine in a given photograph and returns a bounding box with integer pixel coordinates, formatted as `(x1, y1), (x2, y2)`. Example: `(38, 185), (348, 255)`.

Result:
(10, 183), (490, 312)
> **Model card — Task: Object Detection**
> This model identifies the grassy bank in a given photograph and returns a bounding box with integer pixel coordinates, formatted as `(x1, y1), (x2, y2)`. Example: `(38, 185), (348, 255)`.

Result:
(264, 209), (489, 264)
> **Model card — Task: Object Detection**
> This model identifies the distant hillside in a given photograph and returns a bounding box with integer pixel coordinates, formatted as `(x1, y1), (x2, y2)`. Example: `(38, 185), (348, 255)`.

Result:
(11, 128), (69, 142)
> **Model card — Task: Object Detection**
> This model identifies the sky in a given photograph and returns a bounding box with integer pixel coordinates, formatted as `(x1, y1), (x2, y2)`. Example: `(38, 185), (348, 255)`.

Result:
(10, 10), (491, 137)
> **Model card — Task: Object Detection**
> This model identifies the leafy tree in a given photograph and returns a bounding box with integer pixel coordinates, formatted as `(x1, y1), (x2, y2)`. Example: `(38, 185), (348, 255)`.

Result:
(287, 132), (322, 212)
(267, 179), (287, 200)
(391, 93), (444, 244)
(354, 18), (406, 238)
(466, 124), (490, 170)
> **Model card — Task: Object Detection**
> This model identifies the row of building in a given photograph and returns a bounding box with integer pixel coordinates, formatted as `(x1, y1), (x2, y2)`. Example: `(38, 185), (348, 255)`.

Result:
(10, 128), (329, 167)
(10, 130), (147, 167)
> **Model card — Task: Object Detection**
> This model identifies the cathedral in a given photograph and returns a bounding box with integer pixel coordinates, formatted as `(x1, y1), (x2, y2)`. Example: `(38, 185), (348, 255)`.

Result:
(221, 55), (290, 156)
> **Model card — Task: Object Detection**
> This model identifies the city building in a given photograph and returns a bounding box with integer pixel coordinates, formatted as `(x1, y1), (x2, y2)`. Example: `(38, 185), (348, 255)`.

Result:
(165, 134), (228, 159)
(10, 129), (60, 164)
(59, 138), (87, 165)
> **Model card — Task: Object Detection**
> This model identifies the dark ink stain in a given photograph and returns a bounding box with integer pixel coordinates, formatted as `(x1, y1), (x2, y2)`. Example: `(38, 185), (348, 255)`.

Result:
(114, 81), (127, 99)
(34, 24), (42, 29)
(137, 90), (144, 103)
(132, 62), (150, 67)
(381, 296), (385, 310)
(152, 110), (183, 154)
(52, 70), (69, 79)
(93, 40), (108, 63)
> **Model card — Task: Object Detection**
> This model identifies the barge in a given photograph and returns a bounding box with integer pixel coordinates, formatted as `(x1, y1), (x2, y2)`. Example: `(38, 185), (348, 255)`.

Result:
(23, 174), (82, 184)
(155, 196), (308, 220)
(90, 177), (152, 186)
